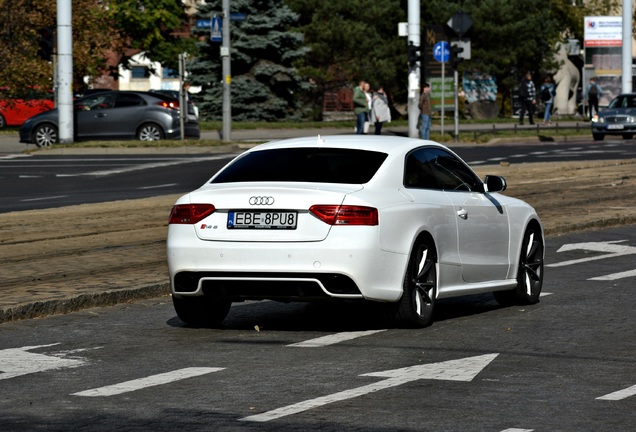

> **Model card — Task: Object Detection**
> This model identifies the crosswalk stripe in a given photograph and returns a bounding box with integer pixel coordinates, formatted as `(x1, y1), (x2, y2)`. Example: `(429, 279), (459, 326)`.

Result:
(71, 367), (224, 397)
(287, 330), (386, 348)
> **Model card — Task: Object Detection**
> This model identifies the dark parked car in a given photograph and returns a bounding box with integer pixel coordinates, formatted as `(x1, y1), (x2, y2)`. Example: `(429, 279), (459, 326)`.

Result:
(149, 89), (199, 121)
(19, 90), (200, 147)
(591, 93), (636, 141)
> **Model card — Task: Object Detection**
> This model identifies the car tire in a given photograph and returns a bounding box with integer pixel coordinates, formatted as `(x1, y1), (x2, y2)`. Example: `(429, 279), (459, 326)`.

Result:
(622, 133), (633, 139)
(494, 222), (544, 306)
(137, 123), (164, 141)
(392, 236), (437, 328)
(0, 113), (5, 129)
(34, 124), (58, 147)
(172, 295), (231, 327)
(592, 133), (604, 141)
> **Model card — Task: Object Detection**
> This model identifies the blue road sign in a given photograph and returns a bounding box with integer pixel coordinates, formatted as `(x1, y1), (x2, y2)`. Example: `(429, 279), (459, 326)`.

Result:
(433, 41), (450, 63)
(210, 17), (222, 42)
(196, 19), (211, 28)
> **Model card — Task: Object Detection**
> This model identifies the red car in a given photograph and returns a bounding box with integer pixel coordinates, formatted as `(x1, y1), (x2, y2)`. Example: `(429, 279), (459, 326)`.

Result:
(0, 88), (55, 128)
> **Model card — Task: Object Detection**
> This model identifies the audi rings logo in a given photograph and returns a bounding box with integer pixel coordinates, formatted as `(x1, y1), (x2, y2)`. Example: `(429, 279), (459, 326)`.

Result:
(249, 196), (275, 205)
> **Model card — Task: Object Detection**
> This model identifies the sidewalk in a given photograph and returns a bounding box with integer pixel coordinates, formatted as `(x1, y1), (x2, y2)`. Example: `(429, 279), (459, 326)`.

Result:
(0, 120), (594, 324)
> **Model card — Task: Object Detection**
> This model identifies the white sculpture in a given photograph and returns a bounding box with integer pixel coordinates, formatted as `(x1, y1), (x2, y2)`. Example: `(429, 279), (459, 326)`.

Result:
(553, 43), (580, 116)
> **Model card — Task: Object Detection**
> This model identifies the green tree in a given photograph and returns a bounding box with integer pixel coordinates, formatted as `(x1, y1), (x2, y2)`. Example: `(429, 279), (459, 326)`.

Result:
(0, 0), (196, 96)
(108, 0), (197, 71)
(190, 0), (310, 121)
(287, 0), (407, 115)
(0, 0), (115, 96)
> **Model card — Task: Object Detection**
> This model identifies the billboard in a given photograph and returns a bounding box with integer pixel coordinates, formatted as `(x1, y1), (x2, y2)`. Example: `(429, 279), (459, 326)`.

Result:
(584, 16), (622, 47)
(583, 16), (626, 105)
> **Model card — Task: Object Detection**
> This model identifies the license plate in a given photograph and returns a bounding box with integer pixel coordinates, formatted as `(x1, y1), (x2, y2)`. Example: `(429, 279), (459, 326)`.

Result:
(227, 211), (297, 229)
(607, 124), (624, 130)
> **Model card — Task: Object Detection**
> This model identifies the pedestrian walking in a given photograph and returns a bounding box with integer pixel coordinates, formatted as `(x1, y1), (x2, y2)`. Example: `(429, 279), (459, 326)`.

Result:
(419, 83), (432, 140)
(584, 77), (603, 120)
(540, 76), (556, 125)
(370, 87), (391, 135)
(353, 80), (369, 134)
(519, 72), (536, 125)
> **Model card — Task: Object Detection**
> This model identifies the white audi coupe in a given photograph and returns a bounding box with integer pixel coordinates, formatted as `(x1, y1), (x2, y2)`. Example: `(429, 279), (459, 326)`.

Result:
(167, 135), (544, 328)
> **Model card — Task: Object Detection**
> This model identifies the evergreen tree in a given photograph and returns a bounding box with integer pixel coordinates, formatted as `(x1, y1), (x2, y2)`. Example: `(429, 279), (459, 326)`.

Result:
(190, 0), (310, 121)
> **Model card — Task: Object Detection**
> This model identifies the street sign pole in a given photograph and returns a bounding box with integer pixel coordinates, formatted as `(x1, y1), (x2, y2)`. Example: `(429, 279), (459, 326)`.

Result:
(407, 0), (420, 139)
(454, 69), (459, 142)
(178, 53), (186, 140)
(221, 0), (231, 142)
(441, 60), (445, 136)
(433, 41), (450, 136)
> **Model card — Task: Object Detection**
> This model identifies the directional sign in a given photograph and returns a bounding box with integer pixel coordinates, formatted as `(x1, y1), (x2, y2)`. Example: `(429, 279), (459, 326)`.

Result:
(0, 343), (89, 380)
(210, 16), (222, 42)
(433, 41), (450, 63)
(447, 11), (473, 36)
(196, 19), (212, 28)
(548, 240), (636, 280)
(240, 353), (499, 422)
(230, 13), (247, 21)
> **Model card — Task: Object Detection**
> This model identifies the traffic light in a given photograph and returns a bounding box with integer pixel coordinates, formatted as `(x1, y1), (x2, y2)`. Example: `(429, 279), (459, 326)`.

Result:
(451, 44), (464, 70)
(37, 26), (55, 61)
(407, 41), (420, 69)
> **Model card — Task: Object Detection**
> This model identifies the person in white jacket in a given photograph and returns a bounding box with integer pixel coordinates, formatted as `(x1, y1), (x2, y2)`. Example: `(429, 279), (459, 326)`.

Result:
(370, 87), (391, 135)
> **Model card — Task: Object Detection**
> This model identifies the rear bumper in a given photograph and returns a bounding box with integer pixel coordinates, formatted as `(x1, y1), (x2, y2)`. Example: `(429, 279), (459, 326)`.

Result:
(167, 225), (407, 302)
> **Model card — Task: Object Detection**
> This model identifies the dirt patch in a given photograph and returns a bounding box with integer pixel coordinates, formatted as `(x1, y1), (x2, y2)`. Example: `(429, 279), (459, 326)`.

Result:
(1, 159), (635, 305)
(473, 159), (636, 235)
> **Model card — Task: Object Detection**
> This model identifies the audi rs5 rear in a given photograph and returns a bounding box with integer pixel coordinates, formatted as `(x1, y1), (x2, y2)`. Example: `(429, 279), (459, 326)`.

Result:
(167, 135), (544, 328)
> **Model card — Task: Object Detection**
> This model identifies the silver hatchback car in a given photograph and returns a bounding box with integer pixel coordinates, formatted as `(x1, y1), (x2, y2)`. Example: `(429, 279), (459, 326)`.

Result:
(19, 90), (200, 147)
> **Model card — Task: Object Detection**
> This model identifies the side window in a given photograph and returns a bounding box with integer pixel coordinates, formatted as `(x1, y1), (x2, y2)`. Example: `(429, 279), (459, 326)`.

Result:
(428, 148), (482, 192)
(75, 93), (116, 111)
(115, 93), (146, 108)
(404, 149), (440, 189)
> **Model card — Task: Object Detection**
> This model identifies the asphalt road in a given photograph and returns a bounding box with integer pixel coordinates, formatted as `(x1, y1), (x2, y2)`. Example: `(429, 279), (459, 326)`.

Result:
(0, 225), (634, 431)
(2, 139), (636, 213)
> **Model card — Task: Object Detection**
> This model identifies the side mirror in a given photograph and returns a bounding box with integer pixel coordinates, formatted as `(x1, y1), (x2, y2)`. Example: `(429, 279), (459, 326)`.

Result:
(484, 175), (507, 193)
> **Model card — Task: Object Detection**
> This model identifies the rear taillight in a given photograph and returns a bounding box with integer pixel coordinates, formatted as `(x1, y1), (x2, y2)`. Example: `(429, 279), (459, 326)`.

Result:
(309, 205), (378, 226)
(169, 204), (215, 224)
(158, 101), (179, 110)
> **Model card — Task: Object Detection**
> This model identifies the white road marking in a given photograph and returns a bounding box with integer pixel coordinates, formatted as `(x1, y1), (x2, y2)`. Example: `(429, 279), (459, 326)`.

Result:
(21, 195), (68, 202)
(501, 429), (533, 432)
(590, 269), (636, 281)
(597, 384), (636, 401)
(240, 353), (498, 422)
(287, 330), (386, 347)
(548, 240), (636, 268)
(56, 155), (232, 177)
(548, 240), (636, 280)
(138, 183), (179, 190)
(0, 344), (88, 380)
(539, 292), (553, 297)
(71, 367), (225, 397)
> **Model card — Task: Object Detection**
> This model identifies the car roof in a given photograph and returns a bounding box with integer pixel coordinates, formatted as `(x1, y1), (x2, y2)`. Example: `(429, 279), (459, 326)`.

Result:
(248, 135), (448, 155)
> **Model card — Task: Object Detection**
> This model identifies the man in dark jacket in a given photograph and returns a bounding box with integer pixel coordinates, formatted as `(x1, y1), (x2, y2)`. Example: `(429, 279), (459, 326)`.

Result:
(519, 72), (536, 125)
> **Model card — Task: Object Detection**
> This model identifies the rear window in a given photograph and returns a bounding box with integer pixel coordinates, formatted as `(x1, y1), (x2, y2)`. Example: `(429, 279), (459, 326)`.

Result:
(211, 148), (388, 184)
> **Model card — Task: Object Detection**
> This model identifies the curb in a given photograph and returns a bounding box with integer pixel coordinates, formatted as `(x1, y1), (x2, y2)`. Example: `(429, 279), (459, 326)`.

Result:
(0, 283), (170, 324)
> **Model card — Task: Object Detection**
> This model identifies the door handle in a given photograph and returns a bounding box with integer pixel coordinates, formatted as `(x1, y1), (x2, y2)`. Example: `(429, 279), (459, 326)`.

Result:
(457, 208), (468, 220)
